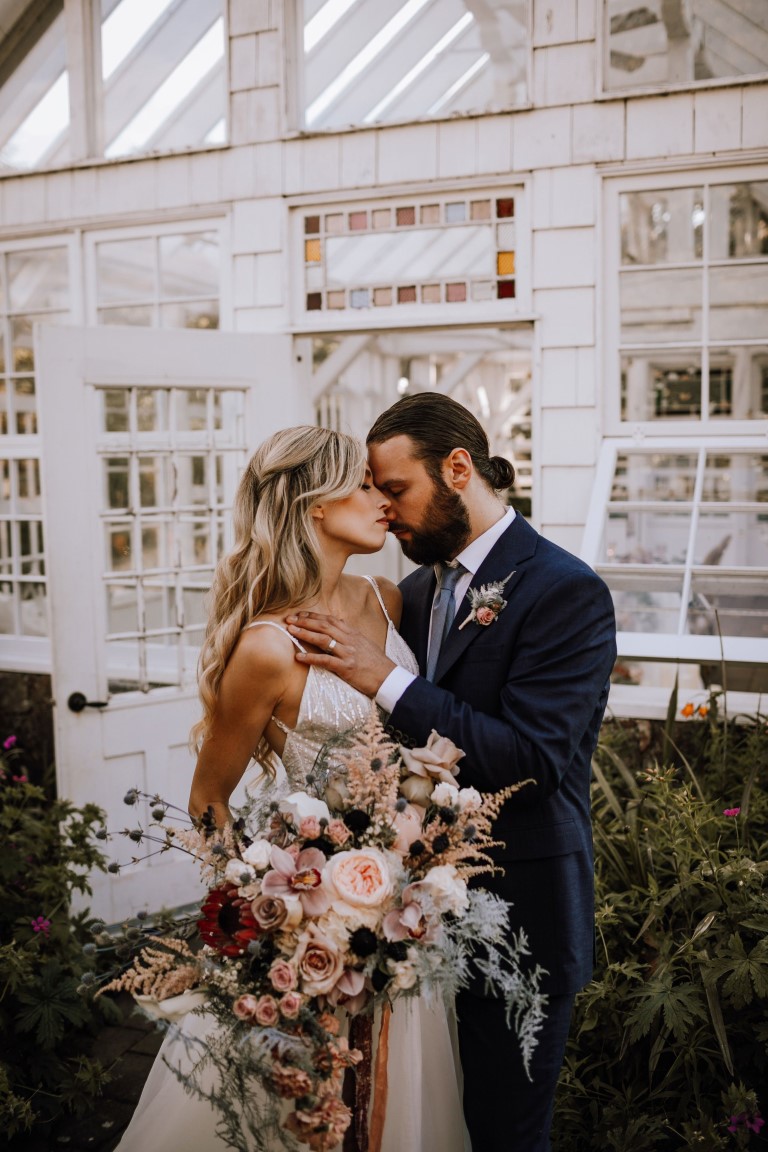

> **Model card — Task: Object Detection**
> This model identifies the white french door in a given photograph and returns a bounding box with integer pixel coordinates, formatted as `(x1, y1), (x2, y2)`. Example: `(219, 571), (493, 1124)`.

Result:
(37, 325), (307, 922)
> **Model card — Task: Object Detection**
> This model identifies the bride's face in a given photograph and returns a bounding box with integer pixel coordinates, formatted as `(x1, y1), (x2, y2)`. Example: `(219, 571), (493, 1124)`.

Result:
(314, 469), (391, 555)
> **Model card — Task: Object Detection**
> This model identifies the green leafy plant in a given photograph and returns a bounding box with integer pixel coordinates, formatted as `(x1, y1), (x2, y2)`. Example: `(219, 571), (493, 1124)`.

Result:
(0, 735), (116, 1137)
(554, 701), (768, 1151)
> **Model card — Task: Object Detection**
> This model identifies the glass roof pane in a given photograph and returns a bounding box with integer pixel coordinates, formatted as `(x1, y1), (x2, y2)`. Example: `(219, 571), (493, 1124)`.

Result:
(0, 6), (70, 174)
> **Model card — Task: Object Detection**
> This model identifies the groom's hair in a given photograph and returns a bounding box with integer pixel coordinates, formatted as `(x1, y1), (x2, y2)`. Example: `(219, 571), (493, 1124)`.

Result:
(367, 392), (515, 492)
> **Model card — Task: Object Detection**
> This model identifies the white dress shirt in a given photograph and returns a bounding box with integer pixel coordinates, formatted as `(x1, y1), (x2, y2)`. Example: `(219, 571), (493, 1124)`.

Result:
(376, 506), (516, 712)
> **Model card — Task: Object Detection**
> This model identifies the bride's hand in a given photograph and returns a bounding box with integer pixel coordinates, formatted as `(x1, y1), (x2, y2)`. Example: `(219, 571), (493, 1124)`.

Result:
(284, 613), (395, 697)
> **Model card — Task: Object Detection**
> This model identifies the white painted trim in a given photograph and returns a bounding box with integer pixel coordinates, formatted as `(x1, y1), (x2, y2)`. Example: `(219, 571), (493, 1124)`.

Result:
(606, 683), (766, 721)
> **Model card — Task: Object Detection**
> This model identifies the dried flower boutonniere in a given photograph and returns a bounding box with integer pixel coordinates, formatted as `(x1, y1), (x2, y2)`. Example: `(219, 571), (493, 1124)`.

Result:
(458, 570), (516, 630)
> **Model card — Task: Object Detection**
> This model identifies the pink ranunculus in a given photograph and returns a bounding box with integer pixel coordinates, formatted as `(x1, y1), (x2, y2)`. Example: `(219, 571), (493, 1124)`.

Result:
(254, 994), (279, 1027)
(324, 848), (393, 909)
(261, 845), (330, 916)
(233, 994), (260, 1020)
(299, 816), (322, 840)
(269, 958), (297, 992)
(294, 924), (344, 996)
(392, 803), (424, 855)
(326, 819), (351, 846)
(279, 991), (303, 1019)
(475, 605), (497, 625)
(250, 894), (289, 931)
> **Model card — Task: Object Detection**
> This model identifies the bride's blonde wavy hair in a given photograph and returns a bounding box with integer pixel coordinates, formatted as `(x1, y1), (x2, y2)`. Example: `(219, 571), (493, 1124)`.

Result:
(191, 426), (367, 755)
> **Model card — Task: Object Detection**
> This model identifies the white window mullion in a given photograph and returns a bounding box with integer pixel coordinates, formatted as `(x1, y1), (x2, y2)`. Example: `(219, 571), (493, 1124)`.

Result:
(675, 445), (705, 636)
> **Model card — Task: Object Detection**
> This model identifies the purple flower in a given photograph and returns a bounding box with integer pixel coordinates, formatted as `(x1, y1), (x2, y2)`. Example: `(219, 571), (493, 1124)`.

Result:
(31, 916), (51, 936)
(3, 735), (17, 749)
(727, 1111), (764, 1135)
(723, 807), (741, 817)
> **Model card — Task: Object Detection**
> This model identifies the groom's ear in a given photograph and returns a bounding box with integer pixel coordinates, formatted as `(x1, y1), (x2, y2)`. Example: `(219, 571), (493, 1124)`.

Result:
(445, 448), (472, 490)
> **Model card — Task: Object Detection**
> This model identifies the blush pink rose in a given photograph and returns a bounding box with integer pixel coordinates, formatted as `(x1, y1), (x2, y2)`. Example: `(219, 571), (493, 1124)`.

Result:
(326, 820), (351, 846)
(325, 848), (393, 909)
(279, 991), (303, 1019)
(233, 994), (260, 1020)
(400, 731), (465, 788)
(299, 816), (322, 839)
(251, 894), (289, 931)
(294, 925), (344, 996)
(269, 959), (297, 992)
(254, 994), (279, 1027)
(475, 605), (496, 625)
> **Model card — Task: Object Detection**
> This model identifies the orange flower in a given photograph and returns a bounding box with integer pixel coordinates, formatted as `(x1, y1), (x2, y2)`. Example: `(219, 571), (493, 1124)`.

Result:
(698, 704), (709, 717)
(681, 703), (695, 717)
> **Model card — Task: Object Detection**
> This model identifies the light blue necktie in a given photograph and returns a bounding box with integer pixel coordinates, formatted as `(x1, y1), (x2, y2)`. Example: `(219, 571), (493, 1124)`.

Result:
(426, 562), (466, 682)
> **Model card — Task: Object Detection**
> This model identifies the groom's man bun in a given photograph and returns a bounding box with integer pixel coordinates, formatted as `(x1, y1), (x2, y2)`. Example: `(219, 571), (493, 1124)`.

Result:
(367, 392), (515, 492)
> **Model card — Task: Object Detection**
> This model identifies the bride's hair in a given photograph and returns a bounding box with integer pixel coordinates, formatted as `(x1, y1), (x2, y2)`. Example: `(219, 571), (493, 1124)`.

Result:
(191, 425), (367, 753)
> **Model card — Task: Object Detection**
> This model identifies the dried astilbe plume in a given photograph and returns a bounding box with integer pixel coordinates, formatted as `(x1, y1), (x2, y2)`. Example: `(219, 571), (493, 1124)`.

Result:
(415, 780), (536, 881)
(97, 936), (201, 1001)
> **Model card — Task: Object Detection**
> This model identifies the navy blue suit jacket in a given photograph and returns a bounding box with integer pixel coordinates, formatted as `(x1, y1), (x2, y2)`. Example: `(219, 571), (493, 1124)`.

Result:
(391, 515), (617, 995)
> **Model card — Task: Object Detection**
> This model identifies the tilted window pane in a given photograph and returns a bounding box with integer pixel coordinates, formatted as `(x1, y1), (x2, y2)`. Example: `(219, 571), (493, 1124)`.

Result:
(302, 0), (529, 129)
(159, 233), (219, 298)
(707, 347), (768, 419)
(8, 249), (69, 312)
(620, 188), (704, 265)
(688, 574), (768, 641)
(602, 510), (692, 566)
(695, 511), (768, 567)
(0, 10), (70, 173)
(703, 451), (768, 501)
(609, 575), (684, 635)
(96, 239), (156, 304)
(710, 183), (768, 260)
(709, 265), (768, 342)
(605, 0), (768, 92)
(101, 0), (227, 159)
(611, 452), (699, 501)
(621, 350), (703, 421)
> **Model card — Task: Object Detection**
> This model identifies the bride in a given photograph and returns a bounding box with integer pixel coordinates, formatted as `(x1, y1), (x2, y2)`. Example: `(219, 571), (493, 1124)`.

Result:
(116, 426), (467, 1152)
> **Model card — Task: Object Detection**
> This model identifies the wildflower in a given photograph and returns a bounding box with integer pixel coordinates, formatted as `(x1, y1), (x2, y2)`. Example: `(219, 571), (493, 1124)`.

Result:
(681, 702), (695, 717)
(698, 704), (709, 716)
(12, 775), (28, 783)
(3, 734), (17, 749)
(31, 916), (51, 935)
(723, 807), (741, 817)
(727, 1111), (765, 1135)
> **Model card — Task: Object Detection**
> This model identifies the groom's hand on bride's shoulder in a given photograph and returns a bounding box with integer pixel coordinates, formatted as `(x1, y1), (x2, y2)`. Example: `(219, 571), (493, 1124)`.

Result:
(284, 613), (395, 697)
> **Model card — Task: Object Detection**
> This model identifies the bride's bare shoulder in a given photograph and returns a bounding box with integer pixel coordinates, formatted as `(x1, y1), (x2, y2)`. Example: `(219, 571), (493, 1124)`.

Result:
(231, 618), (300, 674)
(367, 575), (402, 627)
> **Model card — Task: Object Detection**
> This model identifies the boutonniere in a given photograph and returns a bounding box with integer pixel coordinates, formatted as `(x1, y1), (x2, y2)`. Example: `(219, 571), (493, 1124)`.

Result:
(458, 570), (516, 630)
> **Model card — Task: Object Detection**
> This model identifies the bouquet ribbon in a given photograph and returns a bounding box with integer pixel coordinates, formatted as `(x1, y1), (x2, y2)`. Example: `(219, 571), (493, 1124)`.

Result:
(346, 1005), (391, 1152)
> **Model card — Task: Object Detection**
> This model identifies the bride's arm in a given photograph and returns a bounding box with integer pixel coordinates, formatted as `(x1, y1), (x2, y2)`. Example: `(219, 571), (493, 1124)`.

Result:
(188, 628), (292, 826)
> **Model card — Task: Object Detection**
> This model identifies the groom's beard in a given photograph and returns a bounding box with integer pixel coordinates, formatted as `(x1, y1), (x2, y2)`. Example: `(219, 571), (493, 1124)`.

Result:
(390, 476), (471, 566)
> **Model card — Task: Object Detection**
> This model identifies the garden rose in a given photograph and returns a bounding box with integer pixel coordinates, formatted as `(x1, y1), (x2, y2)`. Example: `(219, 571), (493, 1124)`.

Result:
(254, 994), (279, 1027)
(413, 864), (468, 916)
(457, 786), (482, 813)
(250, 894), (289, 931)
(242, 838), (273, 870)
(232, 993), (260, 1020)
(269, 958), (297, 992)
(325, 848), (393, 908)
(326, 819), (351, 846)
(475, 605), (496, 625)
(299, 816), (322, 839)
(294, 925), (344, 995)
(279, 792), (330, 826)
(430, 782), (459, 807)
(279, 991), (303, 1019)
(400, 731), (464, 789)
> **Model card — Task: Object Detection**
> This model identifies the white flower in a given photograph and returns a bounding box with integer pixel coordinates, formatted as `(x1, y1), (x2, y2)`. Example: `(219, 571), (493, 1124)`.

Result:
(388, 958), (418, 990)
(430, 781), (459, 807)
(135, 990), (207, 1022)
(279, 792), (331, 826)
(416, 864), (469, 916)
(242, 838), (273, 870)
(225, 859), (255, 887)
(457, 787), (482, 813)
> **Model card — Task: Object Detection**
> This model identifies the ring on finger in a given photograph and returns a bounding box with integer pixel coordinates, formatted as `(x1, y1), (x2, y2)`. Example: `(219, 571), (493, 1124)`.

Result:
(327, 637), (338, 652)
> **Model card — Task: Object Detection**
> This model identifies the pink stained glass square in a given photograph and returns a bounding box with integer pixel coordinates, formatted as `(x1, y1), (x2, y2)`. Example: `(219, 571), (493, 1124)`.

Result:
(373, 287), (393, 306)
(421, 284), (441, 303)
(327, 291), (345, 309)
(470, 200), (491, 221)
(372, 209), (391, 229)
(446, 283), (467, 303)
(396, 206), (415, 226)
(397, 286), (417, 304)
(421, 204), (440, 224)
(349, 211), (368, 231)
(325, 213), (344, 233)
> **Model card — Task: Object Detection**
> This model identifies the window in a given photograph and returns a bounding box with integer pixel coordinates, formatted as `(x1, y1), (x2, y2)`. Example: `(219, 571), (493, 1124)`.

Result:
(604, 0), (768, 93)
(297, 0), (530, 130)
(608, 172), (768, 430)
(0, 0), (226, 174)
(298, 191), (526, 323)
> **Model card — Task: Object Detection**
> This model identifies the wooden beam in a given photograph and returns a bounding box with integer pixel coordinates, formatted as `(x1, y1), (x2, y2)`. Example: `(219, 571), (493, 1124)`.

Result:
(0, 0), (61, 90)
(311, 335), (373, 403)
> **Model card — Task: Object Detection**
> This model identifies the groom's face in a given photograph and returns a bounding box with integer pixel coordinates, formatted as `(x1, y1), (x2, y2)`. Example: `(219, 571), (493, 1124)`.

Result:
(368, 435), (471, 565)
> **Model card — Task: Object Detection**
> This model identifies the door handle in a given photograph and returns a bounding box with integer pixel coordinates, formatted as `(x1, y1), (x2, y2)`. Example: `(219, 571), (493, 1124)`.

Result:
(67, 692), (109, 713)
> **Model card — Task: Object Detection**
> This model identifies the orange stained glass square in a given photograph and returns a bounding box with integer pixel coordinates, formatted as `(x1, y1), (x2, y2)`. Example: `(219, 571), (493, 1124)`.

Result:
(372, 209), (391, 229)
(397, 285), (417, 303)
(349, 211), (368, 230)
(470, 200), (491, 221)
(421, 284), (441, 303)
(497, 251), (515, 276)
(327, 291), (345, 309)
(373, 287), (393, 306)
(325, 213), (344, 233)
(421, 204), (440, 224)
(446, 282), (467, 303)
(396, 206), (415, 226)
(305, 239), (322, 263)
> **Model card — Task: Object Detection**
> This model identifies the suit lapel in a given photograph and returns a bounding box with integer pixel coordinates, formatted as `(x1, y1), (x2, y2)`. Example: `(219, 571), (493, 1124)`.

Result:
(434, 515), (538, 683)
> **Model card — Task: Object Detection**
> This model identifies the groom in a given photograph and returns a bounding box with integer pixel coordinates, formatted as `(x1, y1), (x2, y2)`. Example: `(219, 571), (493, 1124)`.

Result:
(286, 393), (617, 1151)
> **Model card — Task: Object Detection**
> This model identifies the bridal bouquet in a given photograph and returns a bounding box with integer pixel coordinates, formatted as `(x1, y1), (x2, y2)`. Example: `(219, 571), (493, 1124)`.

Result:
(94, 713), (545, 1152)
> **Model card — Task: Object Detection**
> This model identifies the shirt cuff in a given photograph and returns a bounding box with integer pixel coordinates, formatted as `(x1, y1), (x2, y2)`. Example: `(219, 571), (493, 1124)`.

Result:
(375, 666), (417, 714)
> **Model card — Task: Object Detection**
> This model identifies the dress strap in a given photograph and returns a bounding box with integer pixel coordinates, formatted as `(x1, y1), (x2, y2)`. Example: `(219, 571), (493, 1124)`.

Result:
(243, 619), (307, 653)
(362, 575), (393, 626)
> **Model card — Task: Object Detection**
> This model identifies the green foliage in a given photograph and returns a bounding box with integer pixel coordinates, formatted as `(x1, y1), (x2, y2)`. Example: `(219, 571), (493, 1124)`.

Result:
(554, 704), (768, 1151)
(0, 736), (112, 1137)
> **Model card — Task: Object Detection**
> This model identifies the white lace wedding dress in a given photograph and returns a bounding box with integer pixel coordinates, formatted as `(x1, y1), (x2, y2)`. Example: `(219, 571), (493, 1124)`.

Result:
(116, 579), (468, 1152)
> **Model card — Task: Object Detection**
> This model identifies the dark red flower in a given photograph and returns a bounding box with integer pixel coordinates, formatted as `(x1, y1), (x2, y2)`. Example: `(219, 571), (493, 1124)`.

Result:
(198, 884), (260, 957)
